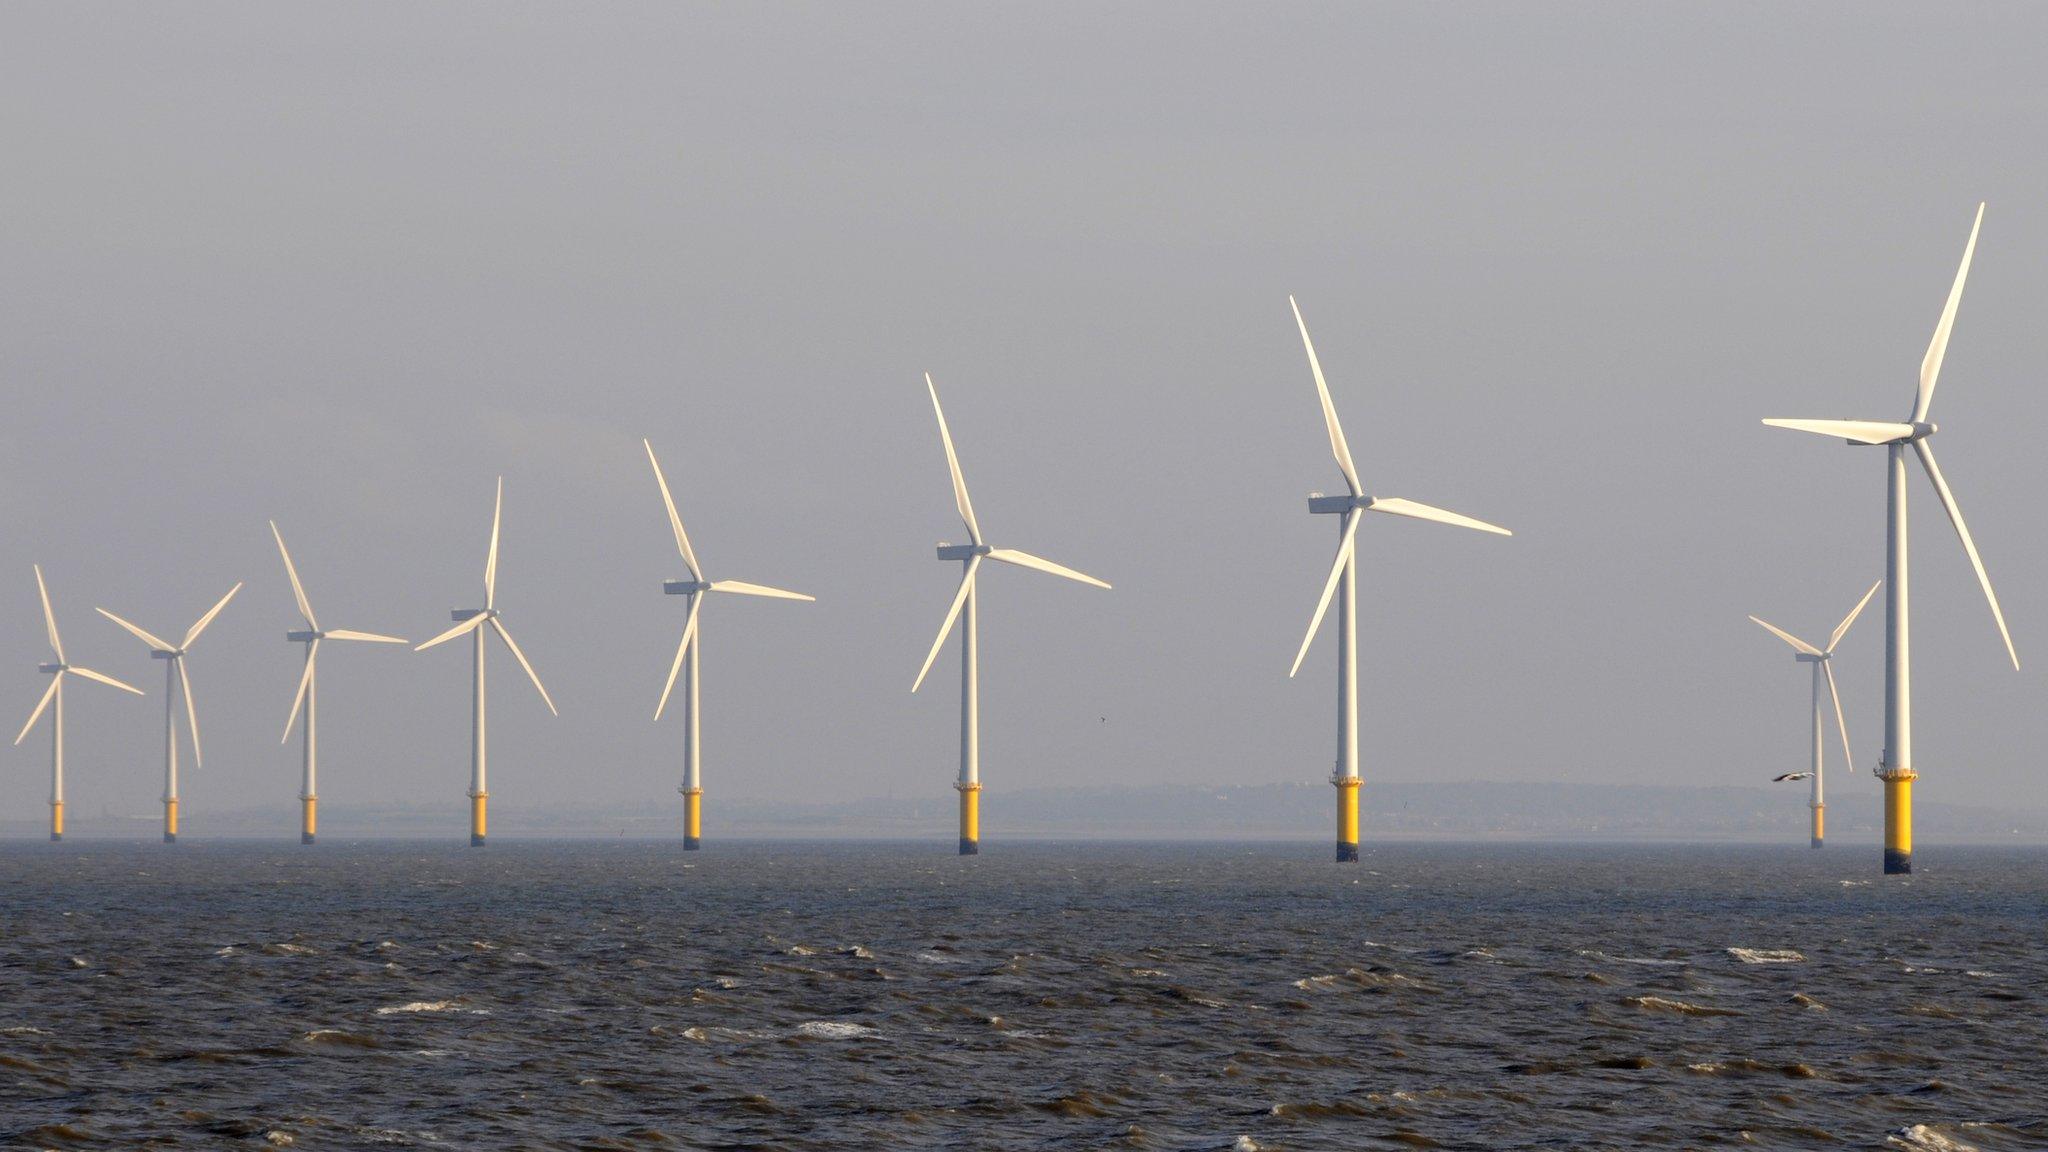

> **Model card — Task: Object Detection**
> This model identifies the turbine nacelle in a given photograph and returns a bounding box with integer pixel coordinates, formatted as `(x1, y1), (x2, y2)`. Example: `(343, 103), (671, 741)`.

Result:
(663, 580), (712, 596)
(935, 543), (993, 560)
(36, 663), (62, 675)
(451, 608), (495, 623)
(149, 649), (185, 660)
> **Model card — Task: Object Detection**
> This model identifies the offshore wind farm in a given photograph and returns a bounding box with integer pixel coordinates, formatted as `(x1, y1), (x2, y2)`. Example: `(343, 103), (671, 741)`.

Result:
(5, 5), (2048, 1149)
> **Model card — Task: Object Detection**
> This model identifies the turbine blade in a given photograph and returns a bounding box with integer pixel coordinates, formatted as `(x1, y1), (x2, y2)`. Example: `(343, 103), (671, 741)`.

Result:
(985, 548), (1112, 589)
(65, 666), (142, 695)
(1367, 497), (1512, 536)
(485, 477), (503, 609)
(1827, 579), (1883, 653)
(1760, 418), (1916, 445)
(322, 629), (408, 644)
(414, 613), (487, 652)
(912, 556), (981, 693)
(1290, 513), (1360, 677)
(282, 639), (319, 743)
(1823, 660), (1854, 782)
(14, 678), (59, 746)
(179, 658), (202, 769)
(489, 617), (557, 716)
(270, 521), (319, 630)
(1749, 615), (1822, 656)
(34, 564), (62, 662)
(182, 583), (243, 650)
(643, 440), (703, 581)
(1289, 296), (1361, 497)
(1916, 202), (1984, 422)
(707, 579), (816, 602)
(925, 374), (982, 545)
(1914, 439), (2018, 669)
(96, 608), (174, 652)
(654, 597), (701, 721)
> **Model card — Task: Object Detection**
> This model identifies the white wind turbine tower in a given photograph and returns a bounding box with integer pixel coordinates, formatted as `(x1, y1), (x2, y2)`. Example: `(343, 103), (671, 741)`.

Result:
(271, 522), (408, 845)
(1749, 580), (1880, 848)
(912, 373), (1111, 855)
(1285, 296), (1512, 863)
(643, 440), (814, 850)
(1762, 203), (2019, 876)
(13, 566), (143, 841)
(415, 478), (557, 846)
(98, 583), (242, 843)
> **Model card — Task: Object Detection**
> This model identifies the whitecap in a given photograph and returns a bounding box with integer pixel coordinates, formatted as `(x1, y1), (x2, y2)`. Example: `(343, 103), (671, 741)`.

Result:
(1727, 948), (1804, 965)
(914, 951), (957, 964)
(0, 1026), (47, 1035)
(1887, 1124), (1980, 1152)
(795, 1021), (877, 1040)
(376, 1001), (483, 1016)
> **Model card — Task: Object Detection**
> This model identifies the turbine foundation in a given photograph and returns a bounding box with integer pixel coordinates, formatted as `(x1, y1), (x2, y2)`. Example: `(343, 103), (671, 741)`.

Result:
(1810, 803), (1824, 849)
(1334, 776), (1360, 862)
(301, 796), (317, 845)
(163, 798), (178, 844)
(50, 800), (62, 842)
(956, 781), (980, 855)
(1880, 768), (1914, 874)
(683, 787), (702, 850)
(470, 792), (487, 848)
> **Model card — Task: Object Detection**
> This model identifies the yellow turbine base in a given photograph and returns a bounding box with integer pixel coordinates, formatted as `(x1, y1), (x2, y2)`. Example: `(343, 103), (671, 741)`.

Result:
(956, 782), (980, 854)
(164, 798), (178, 842)
(471, 793), (488, 847)
(1810, 803), (1823, 848)
(684, 788), (703, 849)
(1335, 777), (1361, 862)
(51, 801), (63, 841)
(1881, 769), (1914, 873)
(302, 797), (318, 844)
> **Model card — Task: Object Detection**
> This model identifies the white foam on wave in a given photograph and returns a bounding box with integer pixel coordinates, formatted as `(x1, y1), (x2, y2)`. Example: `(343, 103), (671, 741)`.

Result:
(1727, 948), (1804, 964)
(795, 1021), (878, 1040)
(915, 951), (957, 964)
(1887, 1124), (1979, 1151)
(375, 1001), (484, 1016)
(0, 1025), (47, 1035)
(1578, 949), (1686, 966)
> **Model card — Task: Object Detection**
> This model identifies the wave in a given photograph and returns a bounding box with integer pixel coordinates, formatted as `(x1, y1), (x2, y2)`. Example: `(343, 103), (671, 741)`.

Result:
(1887, 1125), (1979, 1151)
(1578, 949), (1686, 966)
(1727, 948), (1804, 964)
(793, 1021), (878, 1040)
(375, 1001), (483, 1016)
(1625, 995), (1741, 1017)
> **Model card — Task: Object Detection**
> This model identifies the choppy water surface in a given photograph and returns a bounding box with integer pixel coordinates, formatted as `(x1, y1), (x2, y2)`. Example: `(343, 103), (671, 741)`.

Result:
(1, 841), (2043, 1150)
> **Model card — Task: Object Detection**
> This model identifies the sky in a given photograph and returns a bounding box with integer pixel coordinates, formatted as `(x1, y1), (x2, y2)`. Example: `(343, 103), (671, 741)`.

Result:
(3, 3), (2048, 832)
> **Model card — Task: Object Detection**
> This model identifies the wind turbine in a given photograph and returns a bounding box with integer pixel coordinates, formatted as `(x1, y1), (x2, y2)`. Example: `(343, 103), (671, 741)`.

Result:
(643, 440), (814, 849)
(1762, 203), (2019, 875)
(97, 583), (243, 843)
(415, 478), (557, 846)
(13, 566), (143, 840)
(1750, 580), (1880, 848)
(912, 373), (1110, 855)
(271, 522), (408, 845)
(1285, 296), (1512, 862)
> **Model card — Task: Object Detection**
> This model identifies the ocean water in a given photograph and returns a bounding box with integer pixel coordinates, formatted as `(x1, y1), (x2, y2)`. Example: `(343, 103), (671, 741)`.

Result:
(1, 841), (2042, 1150)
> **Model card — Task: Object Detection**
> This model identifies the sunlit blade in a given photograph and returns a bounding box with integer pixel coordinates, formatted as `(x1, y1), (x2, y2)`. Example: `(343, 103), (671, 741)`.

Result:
(1916, 202), (1984, 422)
(65, 666), (142, 695)
(1914, 439), (2018, 669)
(1289, 296), (1361, 497)
(643, 440), (703, 581)
(179, 658), (202, 768)
(269, 521), (318, 630)
(1760, 418), (1915, 445)
(1827, 580), (1882, 653)
(182, 582), (243, 650)
(912, 556), (981, 693)
(1822, 660), (1854, 783)
(1749, 615), (1822, 656)
(282, 639), (319, 743)
(708, 579), (816, 601)
(489, 617), (557, 716)
(986, 548), (1111, 589)
(14, 678), (59, 745)
(485, 477), (503, 609)
(96, 608), (174, 652)
(1290, 513), (1359, 677)
(654, 596), (701, 721)
(926, 374), (982, 545)
(1367, 497), (1512, 536)
(33, 564), (63, 662)
(323, 629), (408, 644)
(414, 613), (487, 652)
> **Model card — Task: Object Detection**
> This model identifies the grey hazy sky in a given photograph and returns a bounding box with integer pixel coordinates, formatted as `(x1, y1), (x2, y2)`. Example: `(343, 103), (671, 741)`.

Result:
(5, 3), (2048, 829)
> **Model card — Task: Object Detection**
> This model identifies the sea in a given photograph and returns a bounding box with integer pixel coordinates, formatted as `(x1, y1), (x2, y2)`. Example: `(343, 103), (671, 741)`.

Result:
(1, 841), (2042, 1150)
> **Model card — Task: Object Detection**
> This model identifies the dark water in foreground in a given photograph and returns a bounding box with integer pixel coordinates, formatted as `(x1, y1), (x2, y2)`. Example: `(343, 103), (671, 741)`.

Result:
(1, 842), (2043, 1150)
